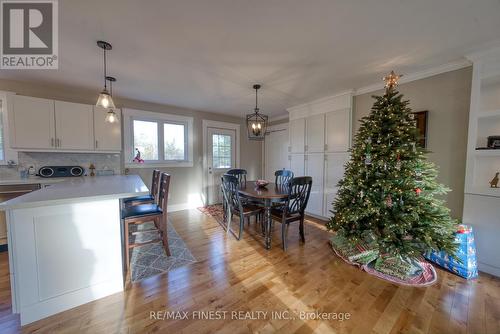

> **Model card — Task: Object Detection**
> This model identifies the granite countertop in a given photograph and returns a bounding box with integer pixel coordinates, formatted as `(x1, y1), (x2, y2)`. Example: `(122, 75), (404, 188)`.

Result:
(0, 175), (149, 210)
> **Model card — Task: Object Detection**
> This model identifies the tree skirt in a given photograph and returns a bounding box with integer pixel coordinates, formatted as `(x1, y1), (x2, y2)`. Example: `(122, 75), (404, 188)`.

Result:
(330, 240), (437, 287)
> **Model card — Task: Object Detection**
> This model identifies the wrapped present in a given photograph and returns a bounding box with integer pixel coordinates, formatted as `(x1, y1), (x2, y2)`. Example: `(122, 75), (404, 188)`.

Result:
(374, 255), (423, 280)
(330, 233), (379, 265)
(424, 224), (478, 279)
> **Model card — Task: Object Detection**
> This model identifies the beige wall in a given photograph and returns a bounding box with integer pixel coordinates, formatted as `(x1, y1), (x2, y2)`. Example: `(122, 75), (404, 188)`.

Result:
(0, 79), (262, 207)
(353, 67), (472, 218)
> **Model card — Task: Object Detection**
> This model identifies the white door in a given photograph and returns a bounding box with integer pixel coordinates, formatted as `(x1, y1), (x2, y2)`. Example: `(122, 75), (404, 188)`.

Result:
(306, 114), (325, 153)
(289, 118), (306, 153)
(12, 95), (55, 149)
(264, 124), (289, 181)
(324, 153), (349, 217)
(289, 154), (305, 177)
(325, 109), (351, 152)
(206, 127), (237, 205)
(55, 101), (94, 150)
(305, 154), (325, 217)
(94, 106), (122, 151)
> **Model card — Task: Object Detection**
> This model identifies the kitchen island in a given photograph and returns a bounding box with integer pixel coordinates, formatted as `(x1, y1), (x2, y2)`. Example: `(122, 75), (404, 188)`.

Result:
(0, 175), (149, 325)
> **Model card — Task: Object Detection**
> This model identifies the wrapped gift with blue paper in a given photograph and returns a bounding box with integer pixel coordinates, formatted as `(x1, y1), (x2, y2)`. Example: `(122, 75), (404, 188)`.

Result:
(424, 225), (478, 279)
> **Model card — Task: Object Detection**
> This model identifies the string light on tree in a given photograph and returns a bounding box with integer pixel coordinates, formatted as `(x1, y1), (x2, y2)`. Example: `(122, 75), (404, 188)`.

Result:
(326, 70), (458, 261)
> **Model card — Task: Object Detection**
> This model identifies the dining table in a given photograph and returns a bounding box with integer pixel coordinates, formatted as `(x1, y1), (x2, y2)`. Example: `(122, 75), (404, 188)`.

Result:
(238, 181), (289, 249)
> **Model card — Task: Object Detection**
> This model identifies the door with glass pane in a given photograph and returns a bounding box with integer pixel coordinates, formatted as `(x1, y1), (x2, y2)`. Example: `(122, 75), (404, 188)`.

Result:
(207, 127), (236, 205)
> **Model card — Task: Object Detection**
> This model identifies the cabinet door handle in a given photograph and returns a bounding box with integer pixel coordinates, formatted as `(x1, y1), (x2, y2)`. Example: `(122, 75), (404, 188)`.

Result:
(56, 138), (60, 147)
(95, 140), (98, 149)
(51, 138), (54, 147)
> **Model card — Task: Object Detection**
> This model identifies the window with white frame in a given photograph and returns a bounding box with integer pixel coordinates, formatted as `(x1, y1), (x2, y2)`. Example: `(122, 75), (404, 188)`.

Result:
(123, 108), (193, 167)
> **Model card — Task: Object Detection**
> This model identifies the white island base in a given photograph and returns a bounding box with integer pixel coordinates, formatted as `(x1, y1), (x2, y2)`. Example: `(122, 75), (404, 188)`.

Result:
(1, 175), (148, 325)
(7, 200), (124, 325)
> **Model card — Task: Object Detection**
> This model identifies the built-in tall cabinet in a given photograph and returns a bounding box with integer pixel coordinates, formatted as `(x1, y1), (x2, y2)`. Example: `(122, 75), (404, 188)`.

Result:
(463, 47), (500, 277)
(286, 92), (352, 219)
(9, 95), (121, 152)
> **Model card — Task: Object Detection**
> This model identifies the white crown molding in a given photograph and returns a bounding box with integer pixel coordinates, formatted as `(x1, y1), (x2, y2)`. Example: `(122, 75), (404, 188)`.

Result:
(269, 114), (289, 123)
(354, 58), (472, 96)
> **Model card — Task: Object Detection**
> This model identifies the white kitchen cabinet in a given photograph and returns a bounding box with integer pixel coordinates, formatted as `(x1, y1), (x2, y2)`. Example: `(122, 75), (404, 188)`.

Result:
(324, 152), (349, 217)
(94, 107), (122, 151)
(306, 114), (325, 153)
(289, 154), (305, 177)
(305, 154), (325, 217)
(325, 109), (351, 152)
(286, 91), (353, 219)
(11, 95), (55, 149)
(55, 101), (94, 150)
(289, 118), (306, 153)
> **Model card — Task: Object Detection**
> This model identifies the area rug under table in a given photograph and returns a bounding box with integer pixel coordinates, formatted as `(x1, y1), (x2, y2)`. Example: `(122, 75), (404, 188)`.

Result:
(197, 204), (225, 224)
(129, 221), (196, 282)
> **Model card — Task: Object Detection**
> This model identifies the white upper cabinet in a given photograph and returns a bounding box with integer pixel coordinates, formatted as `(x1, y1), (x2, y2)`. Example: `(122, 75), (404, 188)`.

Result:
(305, 114), (325, 153)
(289, 118), (306, 153)
(325, 109), (351, 152)
(11, 95), (55, 149)
(94, 107), (122, 151)
(54, 101), (94, 150)
(9, 95), (122, 152)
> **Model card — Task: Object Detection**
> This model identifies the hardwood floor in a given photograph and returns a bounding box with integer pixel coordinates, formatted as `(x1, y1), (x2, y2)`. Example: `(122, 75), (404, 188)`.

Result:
(1, 209), (499, 333)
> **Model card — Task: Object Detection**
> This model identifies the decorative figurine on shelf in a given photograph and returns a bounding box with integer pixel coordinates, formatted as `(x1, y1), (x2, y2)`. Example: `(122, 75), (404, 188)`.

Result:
(89, 164), (96, 177)
(490, 172), (499, 188)
(132, 148), (145, 164)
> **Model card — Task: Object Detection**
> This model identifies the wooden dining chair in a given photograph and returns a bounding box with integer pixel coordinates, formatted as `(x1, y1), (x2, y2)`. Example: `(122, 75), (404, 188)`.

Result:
(121, 173), (171, 272)
(222, 174), (262, 240)
(271, 176), (312, 250)
(226, 169), (247, 185)
(122, 169), (161, 206)
(275, 169), (294, 186)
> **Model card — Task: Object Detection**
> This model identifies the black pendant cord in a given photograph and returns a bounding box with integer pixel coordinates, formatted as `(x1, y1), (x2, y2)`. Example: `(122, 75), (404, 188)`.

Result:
(103, 48), (107, 90)
(254, 86), (259, 114)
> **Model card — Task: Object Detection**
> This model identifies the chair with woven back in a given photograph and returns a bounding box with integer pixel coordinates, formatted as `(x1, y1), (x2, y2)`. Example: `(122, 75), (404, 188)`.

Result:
(122, 169), (161, 206)
(271, 176), (312, 251)
(226, 169), (247, 185)
(222, 174), (263, 240)
(275, 169), (294, 186)
(122, 172), (171, 272)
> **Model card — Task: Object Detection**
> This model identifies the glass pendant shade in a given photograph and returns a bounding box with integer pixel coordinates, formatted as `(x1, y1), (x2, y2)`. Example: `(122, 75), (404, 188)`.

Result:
(246, 109), (268, 140)
(105, 109), (119, 123)
(96, 88), (116, 109)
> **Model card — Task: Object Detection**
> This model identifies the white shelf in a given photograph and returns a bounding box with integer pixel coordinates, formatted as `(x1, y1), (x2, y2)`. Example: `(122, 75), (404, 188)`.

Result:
(466, 186), (500, 198)
(477, 110), (500, 119)
(474, 150), (500, 157)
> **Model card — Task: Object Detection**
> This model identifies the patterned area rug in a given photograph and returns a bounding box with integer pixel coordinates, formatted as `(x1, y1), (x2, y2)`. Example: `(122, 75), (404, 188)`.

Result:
(197, 204), (225, 224)
(129, 221), (196, 282)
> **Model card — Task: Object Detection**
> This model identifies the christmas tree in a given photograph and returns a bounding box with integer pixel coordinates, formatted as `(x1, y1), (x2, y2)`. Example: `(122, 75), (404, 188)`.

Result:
(326, 71), (458, 260)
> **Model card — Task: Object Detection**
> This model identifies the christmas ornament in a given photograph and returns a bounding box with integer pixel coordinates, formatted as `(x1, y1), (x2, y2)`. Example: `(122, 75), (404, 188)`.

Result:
(365, 153), (372, 165)
(386, 195), (393, 208)
(415, 188), (422, 196)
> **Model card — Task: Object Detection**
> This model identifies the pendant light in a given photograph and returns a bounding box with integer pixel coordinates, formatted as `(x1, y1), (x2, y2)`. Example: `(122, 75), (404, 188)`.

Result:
(104, 76), (119, 123)
(246, 84), (268, 140)
(96, 41), (116, 109)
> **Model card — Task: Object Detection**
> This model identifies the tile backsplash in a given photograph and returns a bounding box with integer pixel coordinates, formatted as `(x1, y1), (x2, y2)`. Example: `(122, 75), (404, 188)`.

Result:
(0, 152), (122, 178)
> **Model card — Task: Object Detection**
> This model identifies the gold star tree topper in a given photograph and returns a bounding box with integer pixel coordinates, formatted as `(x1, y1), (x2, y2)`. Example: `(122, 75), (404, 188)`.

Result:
(383, 70), (402, 90)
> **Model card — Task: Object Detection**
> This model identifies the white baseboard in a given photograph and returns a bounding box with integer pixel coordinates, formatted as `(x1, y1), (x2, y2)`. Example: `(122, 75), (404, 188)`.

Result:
(478, 262), (500, 278)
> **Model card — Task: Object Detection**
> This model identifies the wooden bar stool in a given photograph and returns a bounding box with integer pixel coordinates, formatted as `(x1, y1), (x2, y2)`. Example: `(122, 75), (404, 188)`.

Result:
(122, 173), (171, 272)
(122, 169), (161, 206)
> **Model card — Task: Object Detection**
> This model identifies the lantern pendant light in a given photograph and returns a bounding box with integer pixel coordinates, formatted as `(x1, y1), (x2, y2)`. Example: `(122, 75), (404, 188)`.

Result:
(104, 76), (119, 123)
(246, 84), (268, 140)
(96, 41), (116, 109)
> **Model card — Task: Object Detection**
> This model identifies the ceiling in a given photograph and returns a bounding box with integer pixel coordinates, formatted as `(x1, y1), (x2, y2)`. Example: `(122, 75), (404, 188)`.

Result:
(1, 0), (500, 118)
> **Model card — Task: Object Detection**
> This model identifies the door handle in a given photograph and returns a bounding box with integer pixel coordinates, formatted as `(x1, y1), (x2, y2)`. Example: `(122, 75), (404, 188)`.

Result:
(51, 138), (54, 147)
(95, 140), (98, 149)
(208, 166), (212, 174)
